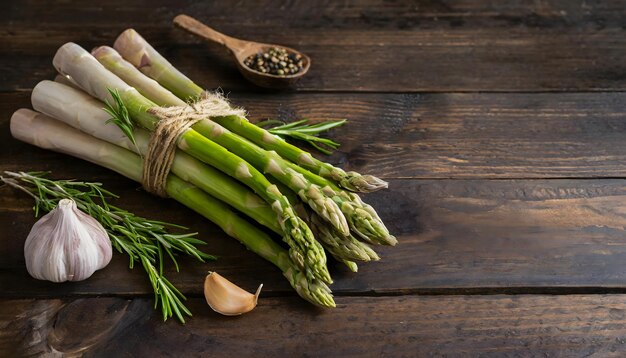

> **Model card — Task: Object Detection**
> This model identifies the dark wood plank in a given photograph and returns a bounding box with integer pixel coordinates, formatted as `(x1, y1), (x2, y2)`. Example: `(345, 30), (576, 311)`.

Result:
(6, 177), (626, 296)
(237, 91), (626, 179)
(6, 1), (625, 357)
(4, 91), (626, 179)
(4, 90), (626, 296)
(6, 0), (625, 29)
(3, 295), (626, 357)
(1, 0), (624, 92)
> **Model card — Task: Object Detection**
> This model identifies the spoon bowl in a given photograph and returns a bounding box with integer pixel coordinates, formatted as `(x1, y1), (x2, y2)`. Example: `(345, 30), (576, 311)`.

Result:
(174, 14), (310, 89)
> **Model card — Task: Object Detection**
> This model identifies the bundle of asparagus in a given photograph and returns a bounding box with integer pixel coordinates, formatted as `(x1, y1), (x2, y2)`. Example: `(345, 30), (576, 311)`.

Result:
(10, 29), (395, 310)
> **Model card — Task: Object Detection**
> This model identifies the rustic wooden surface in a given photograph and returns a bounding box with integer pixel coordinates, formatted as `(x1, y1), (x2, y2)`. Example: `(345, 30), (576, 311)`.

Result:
(2, 0), (626, 356)
(4, 295), (626, 357)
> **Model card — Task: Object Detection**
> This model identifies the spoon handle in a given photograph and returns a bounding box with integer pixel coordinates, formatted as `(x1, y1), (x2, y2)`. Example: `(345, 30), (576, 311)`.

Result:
(174, 14), (237, 48)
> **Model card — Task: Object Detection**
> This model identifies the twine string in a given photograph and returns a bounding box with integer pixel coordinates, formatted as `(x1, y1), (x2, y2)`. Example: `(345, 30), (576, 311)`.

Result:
(142, 91), (246, 197)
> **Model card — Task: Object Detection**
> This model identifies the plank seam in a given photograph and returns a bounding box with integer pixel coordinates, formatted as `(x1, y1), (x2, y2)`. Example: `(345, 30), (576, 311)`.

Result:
(7, 286), (626, 300)
(3, 89), (626, 95)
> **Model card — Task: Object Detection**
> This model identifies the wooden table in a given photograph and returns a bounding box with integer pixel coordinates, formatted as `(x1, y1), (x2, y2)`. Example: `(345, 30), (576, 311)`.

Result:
(2, 1), (626, 356)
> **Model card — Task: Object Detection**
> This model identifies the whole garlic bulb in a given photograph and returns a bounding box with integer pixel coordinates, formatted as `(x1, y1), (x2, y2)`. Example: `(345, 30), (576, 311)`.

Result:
(24, 198), (112, 282)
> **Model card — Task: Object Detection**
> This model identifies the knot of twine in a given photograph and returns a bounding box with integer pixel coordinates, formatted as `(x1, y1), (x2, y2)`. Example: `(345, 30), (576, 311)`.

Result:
(142, 91), (246, 197)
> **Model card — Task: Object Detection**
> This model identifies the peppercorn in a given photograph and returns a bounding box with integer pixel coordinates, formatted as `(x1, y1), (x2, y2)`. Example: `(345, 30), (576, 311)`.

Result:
(244, 47), (305, 76)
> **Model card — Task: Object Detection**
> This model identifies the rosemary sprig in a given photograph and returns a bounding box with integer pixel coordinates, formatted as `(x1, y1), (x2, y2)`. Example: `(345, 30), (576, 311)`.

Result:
(257, 119), (347, 155)
(1, 171), (215, 323)
(103, 88), (138, 149)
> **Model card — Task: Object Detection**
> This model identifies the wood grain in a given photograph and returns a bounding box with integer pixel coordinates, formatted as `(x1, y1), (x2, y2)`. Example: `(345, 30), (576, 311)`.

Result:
(3, 295), (626, 357)
(236, 91), (626, 179)
(4, 89), (626, 297)
(6, 177), (626, 296)
(3, 1), (626, 355)
(4, 91), (626, 179)
(1, 0), (624, 92)
(5, 0), (625, 29)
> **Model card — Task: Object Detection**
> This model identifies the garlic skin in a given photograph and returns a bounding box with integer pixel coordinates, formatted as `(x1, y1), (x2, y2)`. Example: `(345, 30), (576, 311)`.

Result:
(204, 272), (262, 316)
(24, 199), (112, 282)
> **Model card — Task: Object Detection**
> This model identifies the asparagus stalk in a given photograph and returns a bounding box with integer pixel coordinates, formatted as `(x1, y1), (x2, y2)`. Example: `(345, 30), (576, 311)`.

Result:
(52, 43), (330, 284)
(10, 109), (335, 308)
(113, 29), (387, 193)
(113, 29), (204, 102)
(90, 48), (184, 107)
(33, 80), (281, 234)
(95, 44), (397, 245)
(191, 120), (349, 236)
(215, 117), (389, 193)
(93, 46), (350, 237)
(38, 79), (382, 271)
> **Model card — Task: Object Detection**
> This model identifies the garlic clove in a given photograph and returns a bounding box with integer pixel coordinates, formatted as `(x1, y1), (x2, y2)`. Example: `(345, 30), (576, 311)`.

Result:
(204, 272), (262, 316)
(24, 198), (112, 282)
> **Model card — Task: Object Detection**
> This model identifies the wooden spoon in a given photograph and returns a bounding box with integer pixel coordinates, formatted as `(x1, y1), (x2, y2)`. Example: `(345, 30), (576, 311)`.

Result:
(173, 14), (310, 89)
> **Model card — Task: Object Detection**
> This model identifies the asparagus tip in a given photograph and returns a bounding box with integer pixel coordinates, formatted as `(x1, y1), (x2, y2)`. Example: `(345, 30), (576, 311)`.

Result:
(285, 216), (333, 285)
(283, 267), (335, 308)
(361, 242), (381, 261)
(311, 214), (379, 262)
(385, 235), (398, 246)
(342, 260), (358, 272)
(343, 172), (388, 193)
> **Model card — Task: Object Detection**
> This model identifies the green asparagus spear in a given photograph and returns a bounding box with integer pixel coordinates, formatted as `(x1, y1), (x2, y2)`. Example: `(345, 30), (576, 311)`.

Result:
(93, 45), (350, 238)
(53, 43), (330, 284)
(10, 109), (335, 308)
(113, 29), (387, 193)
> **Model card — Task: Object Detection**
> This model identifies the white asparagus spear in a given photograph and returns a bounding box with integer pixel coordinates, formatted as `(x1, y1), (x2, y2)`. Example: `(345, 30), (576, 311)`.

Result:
(32, 80), (280, 233)
(53, 43), (333, 283)
(92, 46), (186, 107)
(10, 109), (336, 308)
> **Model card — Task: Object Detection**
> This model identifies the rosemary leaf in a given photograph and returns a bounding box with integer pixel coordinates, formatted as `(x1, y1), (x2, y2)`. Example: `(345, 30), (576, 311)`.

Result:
(1, 171), (215, 323)
(103, 88), (139, 149)
(257, 119), (346, 155)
